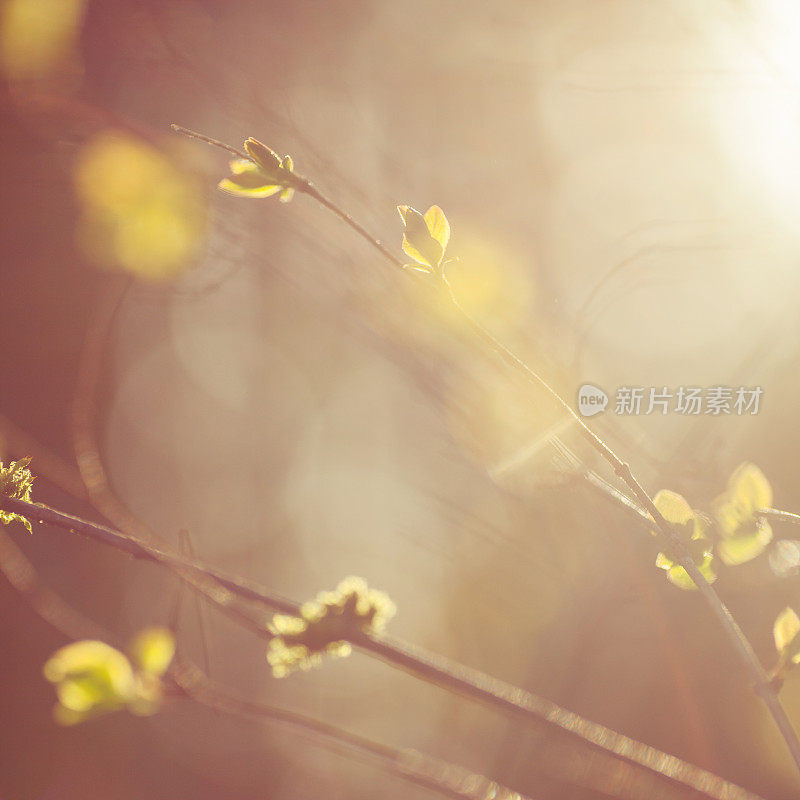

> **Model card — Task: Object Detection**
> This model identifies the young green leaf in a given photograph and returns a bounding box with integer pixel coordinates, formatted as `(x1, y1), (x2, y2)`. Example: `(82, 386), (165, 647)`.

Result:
(267, 577), (395, 677)
(129, 627), (176, 677)
(713, 463), (773, 566)
(397, 204), (450, 272)
(424, 205), (450, 252)
(44, 627), (176, 725)
(0, 457), (35, 533)
(774, 608), (800, 678)
(243, 137), (282, 174)
(716, 527), (773, 567)
(218, 159), (282, 198)
(731, 462), (773, 511)
(655, 548), (716, 591)
(218, 141), (299, 201)
(652, 490), (716, 590)
(44, 640), (136, 725)
(652, 490), (696, 540)
(775, 608), (800, 658)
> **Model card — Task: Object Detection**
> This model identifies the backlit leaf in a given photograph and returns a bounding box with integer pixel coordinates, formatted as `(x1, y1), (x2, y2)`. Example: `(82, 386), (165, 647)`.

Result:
(716, 522), (773, 566)
(652, 489), (695, 541)
(712, 463), (774, 564)
(129, 627), (175, 677)
(219, 149), (296, 201)
(44, 640), (135, 723)
(728, 462), (772, 514)
(243, 138), (282, 174)
(218, 177), (281, 198)
(774, 607), (800, 658)
(424, 205), (450, 251)
(664, 555), (716, 591)
(398, 204), (445, 270)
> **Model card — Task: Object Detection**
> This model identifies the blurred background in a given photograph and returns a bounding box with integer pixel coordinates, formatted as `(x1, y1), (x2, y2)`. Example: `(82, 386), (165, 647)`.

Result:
(3, 0), (800, 798)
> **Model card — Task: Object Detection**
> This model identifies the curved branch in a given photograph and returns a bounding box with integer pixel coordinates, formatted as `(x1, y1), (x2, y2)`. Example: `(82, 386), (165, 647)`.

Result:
(0, 496), (763, 800)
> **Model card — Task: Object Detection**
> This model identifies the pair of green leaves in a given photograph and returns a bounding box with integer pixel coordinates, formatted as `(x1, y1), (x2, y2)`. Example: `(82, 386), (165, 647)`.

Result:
(43, 627), (175, 725)
(652, 490), (716, 590)
(214, 139), (455, 277)
(397, 204), (450, 273)
(712, 462), (773, 566)
(653, 463), (773, 591)
(0, 457), (34, 533)
(267, 577), (395, 677)
(774, 608), (800, 680)
(218, 138), (299, 202)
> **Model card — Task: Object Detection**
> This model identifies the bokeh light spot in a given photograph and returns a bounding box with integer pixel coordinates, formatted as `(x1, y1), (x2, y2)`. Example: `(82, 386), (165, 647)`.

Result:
(0, 0), (85, 79)
(443, 230), (534, 331)
(74, 132), (206, 281)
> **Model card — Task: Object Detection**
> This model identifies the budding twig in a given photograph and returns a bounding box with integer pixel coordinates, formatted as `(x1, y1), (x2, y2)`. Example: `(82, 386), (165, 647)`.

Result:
(0, 495), (763, 799)
(168, 123), (800, 777)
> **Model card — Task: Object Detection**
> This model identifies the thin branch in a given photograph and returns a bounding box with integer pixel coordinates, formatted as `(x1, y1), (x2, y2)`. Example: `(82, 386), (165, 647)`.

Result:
(303, 184), (406, 269)
(170, 125), (248, 160)
(71, 276), (161, 543)
(354, 631), (761, 800)
(760, 509), (800, 526)
(0, 413), (87, 502)
(0, 496), (762, 799)
(576, 472), (800, 774)
(171, 661), (537, 800)
(0, 528), (109, 642)
(212, 129), (800, 776)
(171, 529), (212, 676)
(0, 517), (528, 800)
(0, 498), (293, 643)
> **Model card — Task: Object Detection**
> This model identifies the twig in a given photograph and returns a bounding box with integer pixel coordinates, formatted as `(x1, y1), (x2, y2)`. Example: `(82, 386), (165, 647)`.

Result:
(303, 183), (406, 269)
(760, 509), (800, 526)
(71, 276), (160, 543)
(195, 128), (798, 776)
(0, 515), (523, 800)
(0, 413), (87, 501)
(0, 496), (762, 799)
(354, 631), (761, 800)
(171, 661), (537, 800)
(171, 529), (212, 676)
(170, 125), (249, 160)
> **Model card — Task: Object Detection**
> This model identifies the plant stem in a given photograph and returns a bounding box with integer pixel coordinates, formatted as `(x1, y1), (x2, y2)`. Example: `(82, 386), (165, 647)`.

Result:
(352, 631), (762, 800)
(304, 177), (800, 779)
(168, 125), (800, 777)
(0, 495), (758, 799)
(303, 184), (406, 268)
(170, 125), (248, 160)
(0, 513), (521, 800)
(0, 497), (295, 629)
(172, 661), (535, 800)
(760, 508), (800, 526)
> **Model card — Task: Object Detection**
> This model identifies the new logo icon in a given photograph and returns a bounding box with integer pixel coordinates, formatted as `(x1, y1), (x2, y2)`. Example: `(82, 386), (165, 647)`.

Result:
(577, 384), (608, 417)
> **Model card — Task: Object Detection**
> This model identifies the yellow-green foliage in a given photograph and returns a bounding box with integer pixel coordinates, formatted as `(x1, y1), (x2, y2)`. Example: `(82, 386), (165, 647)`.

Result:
(43, 627), (175, 725)
(712, 462), (773, 566)
(653, 462), (774, 589)
(267, 577), (395, 677)
(652, 489), (716, 591)
(774, 607), (800, 677)
(218, 138), (298, 202)
(0, 457), (35, 533)
(397, 204), (450, 273)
